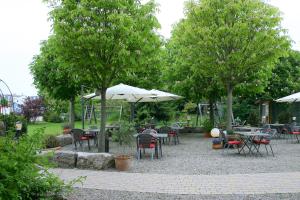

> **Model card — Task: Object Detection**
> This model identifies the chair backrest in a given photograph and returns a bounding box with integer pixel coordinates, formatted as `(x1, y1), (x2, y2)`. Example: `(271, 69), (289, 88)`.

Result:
(142, 129), (157, 135)
(137, 133), (156, 148)
(158, 126), (171, 133)
(71, 128), (85, 141)
(219, 130), (228, 144)
(89, 125), (98, 130)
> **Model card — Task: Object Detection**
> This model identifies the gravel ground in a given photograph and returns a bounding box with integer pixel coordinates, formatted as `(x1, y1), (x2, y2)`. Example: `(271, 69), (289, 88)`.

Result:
(61, 133), (300, 199)
(66, 188), (300, 200)
(62, 133), (300, 175)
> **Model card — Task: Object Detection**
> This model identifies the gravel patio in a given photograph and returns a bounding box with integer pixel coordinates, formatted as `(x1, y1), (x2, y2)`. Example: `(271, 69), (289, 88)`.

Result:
(61, 133), (300, 175)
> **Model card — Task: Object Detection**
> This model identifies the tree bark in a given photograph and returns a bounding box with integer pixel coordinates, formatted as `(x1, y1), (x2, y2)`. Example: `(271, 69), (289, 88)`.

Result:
(226, 84), (233, 130)
(98, 87), (107, 152)
(209, 98), (215, 127)
(69, 97), (75, 128)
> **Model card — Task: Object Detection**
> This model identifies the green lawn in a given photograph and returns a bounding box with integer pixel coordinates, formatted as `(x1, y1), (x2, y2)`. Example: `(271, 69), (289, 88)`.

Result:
(27, 121), (83, 136)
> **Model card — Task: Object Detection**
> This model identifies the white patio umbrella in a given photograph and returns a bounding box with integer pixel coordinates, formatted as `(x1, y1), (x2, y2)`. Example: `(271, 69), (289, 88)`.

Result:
(83, 83), (157, 101)
(127, 89), (183, 102)
(275, 92), (300, 103)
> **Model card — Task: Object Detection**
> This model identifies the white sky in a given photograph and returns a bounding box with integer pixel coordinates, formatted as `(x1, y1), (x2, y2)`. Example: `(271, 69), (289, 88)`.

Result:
(0, 0), (299, 96)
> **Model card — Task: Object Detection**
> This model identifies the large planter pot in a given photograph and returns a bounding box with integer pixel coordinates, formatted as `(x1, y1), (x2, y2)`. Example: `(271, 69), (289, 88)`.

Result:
(63, 128), (71, 134)
(212, 143), (223, 149)
(204, 132), (212, 138)
(115, 155), (131, 171)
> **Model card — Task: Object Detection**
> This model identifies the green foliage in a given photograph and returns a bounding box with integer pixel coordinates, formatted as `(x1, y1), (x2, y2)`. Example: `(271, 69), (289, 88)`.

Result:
(201, 118), (213, 133)
(44, 135), (60, 148)
(263, 50), (300, 99)
(233, 98), (257, 122)
(169, 0), (290, 129)
(0, 98), (8, 107)
(247, 110), (260, 126)
(278, 111), (292, 124)
(183, 102), (197, 114)
(112, 121), (135, 146)
(0, 114), (27, 133)
(0, 129), (74, 199)
(135, 102), (174, 124)
(44, 111), (63, 123)
(47, 0), (161, 151)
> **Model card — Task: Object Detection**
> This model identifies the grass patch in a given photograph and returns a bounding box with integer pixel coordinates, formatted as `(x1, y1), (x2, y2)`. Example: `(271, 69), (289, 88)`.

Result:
(27, 121), (83, 136)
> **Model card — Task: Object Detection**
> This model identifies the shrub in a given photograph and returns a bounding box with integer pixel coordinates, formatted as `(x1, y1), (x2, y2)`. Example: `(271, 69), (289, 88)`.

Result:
(0, 128), (78, 199)
(44, 111), (63, 123)
(202, 118), (213, 133)
(247, 110), (260, 126)
(44, 135), (60, 148)
(278, 111), (292, 124)
(0, 113), (27, 133)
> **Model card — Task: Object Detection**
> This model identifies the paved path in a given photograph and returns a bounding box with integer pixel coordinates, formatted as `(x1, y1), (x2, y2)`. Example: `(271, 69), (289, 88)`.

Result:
(51, 168), (300, 195)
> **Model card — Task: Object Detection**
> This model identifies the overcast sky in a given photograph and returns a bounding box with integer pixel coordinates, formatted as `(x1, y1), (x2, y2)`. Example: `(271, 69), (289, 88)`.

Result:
(0, 0), (299, 96)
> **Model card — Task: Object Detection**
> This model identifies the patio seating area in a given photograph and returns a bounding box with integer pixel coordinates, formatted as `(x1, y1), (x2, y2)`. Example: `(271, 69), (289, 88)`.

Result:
(61, 132), (300, 175)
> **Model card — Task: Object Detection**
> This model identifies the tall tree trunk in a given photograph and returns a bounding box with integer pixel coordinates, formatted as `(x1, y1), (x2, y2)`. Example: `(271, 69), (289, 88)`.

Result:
(209, 98), (215, 127)
(69, 97), (75, 128)
(226, 84), (233, 130)
(98, 87), (107, 152)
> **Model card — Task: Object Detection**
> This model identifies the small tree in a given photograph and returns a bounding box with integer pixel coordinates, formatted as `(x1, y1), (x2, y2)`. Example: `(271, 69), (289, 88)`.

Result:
(21, 97), (44, 123)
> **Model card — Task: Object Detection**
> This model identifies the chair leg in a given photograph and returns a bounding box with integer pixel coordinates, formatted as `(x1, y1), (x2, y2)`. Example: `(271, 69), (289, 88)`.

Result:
(74, 141), (77, 150)
(151, 149), (154, 160)
(87, 139), (90, 150)
(269, 144), (274, 157)
(265, 144), (269, 155)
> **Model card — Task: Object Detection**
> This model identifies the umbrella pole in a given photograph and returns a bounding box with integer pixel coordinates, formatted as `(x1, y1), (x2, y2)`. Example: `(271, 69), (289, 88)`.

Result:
(130, 102), (135, 122)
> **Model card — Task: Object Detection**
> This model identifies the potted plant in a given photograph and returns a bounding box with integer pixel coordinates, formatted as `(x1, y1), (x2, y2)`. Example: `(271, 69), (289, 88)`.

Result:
(114, 121), (135, 171)
(62, 123), (71, 134)
(212, 138), (223, 149)
(226, 129), (239, 141)
(202, 118), (213, 138)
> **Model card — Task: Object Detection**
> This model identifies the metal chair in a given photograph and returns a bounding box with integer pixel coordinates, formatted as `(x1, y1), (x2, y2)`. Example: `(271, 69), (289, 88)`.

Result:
(136, 133), (157, 160)
(71, 128), (90, 150)
(253, 130), (274, 156)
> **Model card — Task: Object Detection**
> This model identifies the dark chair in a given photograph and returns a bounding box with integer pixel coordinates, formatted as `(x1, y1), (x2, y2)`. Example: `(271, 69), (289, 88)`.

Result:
(283, 124), (300, 142)
(87, 125), (98, 146)
(137, 133), (157, 160)
(253, 130), (274, 156)
(71, 128), (90, 150)
(220, 130), (244, 154)
(170, 123), (180, 144)
(158, 126), (171, 144)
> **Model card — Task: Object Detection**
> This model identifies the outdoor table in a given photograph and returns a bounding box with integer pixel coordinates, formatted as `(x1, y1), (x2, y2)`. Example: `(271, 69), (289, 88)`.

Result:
(235, 131), (270, 156)
(134, 133), (168, 158)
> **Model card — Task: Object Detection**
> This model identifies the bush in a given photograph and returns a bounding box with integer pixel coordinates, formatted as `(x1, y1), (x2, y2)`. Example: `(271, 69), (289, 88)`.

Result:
(0, 113), (27, 133)
(278, 111), (292, 124)
(44, 135), (60, 148)
(0, 129), (77, 199)
(247, 110), (260, 126)
(202, 118), (213, 133)
(44, 111), (63, 123)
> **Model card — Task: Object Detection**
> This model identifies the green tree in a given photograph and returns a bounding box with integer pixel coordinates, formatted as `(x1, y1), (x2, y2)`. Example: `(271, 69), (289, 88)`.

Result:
(164, 20), (224, 125)
(30, 38), (84, 128)
(173, 0), (290, 129)
(48, 0), (161, 152)
(263, 50), (300, 99)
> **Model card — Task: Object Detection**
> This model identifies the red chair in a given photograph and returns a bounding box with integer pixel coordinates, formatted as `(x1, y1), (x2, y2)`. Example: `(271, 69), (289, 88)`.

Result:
(71, 128), (91, 150)
(137, 133), (157, 160)
(253, 137), (274, 156)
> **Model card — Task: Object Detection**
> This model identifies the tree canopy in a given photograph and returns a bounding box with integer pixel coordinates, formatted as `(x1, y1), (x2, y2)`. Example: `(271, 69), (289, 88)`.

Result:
(30, 38), (84, 127)
(168, 0), (290, 129)
(47, 0), (161, 151)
